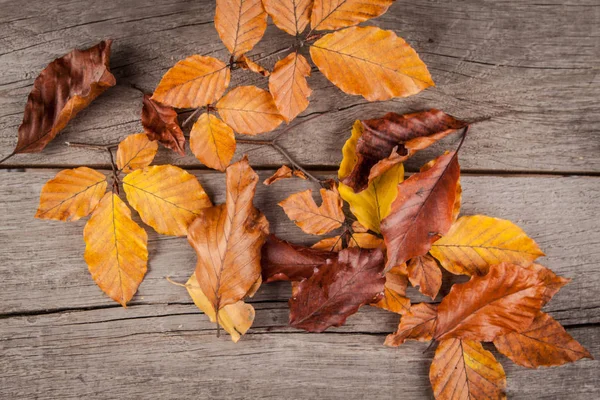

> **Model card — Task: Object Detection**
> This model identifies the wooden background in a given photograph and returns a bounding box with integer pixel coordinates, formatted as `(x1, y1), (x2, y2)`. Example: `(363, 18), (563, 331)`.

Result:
(1, 0), (599, 398)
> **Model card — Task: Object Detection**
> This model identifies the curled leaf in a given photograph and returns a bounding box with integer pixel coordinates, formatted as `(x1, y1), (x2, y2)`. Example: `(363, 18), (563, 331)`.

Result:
(237, 55), (270, 76)
(311, 0), (395, 31)
(141, 94), (186, 156)
(264, 0), (312, 36)
(269, 52), (312, 122)
(263, 165), (308, 185)
(215, 0), (267, 57)
(116, 133), (158, 173)
(385, 303), (438, 347)
(190, 113), (236, 171)
(279, 187), (345, 235)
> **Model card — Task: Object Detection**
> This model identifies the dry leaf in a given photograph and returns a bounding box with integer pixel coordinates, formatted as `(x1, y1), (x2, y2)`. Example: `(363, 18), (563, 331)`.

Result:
(430, 338), (507, 400)
(123, 165), (212, 236)
(310, 26), (433, 102)
(190, 157), (269, 311)
(430, 215), (545, 276)
(407, 255), (442, 300)
(312, 232), (384, 252)
(237, 54), (270, 76)
(14, 40), (115, 155)
(151, 55), (230, 108)
(141, 94), (186, 156)
(83, 193), (148, 306)
(269, 52), (312, 122)
(216, 86), (284, 135)
(189, 113), (236, 171)
(263, 165), (308, 185)
(385, 303), (438, 347)
(215, 0), (267, 57)
(372, 266), (411, 314)
(264, 0), (312, 35)
(525, 263), (570, 305)
(116, 133), (158, 173)
(279, 187), (345, 235)
(311, 0), (395, 31)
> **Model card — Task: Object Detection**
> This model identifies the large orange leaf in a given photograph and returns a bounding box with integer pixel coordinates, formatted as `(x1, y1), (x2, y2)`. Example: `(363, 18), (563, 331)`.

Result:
(35, 167), (107, 222)
(83, 193), (148, 307)
(116, 133), (158, 173)
(311, 0), (394, 31)
(123, 165), (212, 236)
(151, 55), (230, 108)
(13, 40), (115, 155)
(269, 52), (312, 122)
(279, 187), (345, 235)
(189, 113), (236, 171)
(310, 26), (433, 101)
(263, 0), (312, 35)
(190, 157), (269, 312)
(216, 86), (284, 135)
(493, 312), (592, 368)
(407, 254), (442, 300)
(430, 338), (507, 400)
(215, 0), (267, 57)
(385, 303), (438, 347)
(141, 94), (186, 156)
(381, 152), (460, 269)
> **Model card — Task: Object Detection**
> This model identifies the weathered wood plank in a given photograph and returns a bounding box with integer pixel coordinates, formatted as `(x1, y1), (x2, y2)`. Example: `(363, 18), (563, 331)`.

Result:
(0, 0), (598, 172)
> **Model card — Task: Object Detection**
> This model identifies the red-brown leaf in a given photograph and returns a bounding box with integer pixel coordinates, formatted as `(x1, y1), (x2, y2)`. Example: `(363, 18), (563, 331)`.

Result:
(385, 303), (438, 347)
(141, 94), (185, 156)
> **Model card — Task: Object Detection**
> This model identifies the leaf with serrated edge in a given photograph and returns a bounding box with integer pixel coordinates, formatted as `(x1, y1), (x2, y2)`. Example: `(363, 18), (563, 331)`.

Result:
(279, 187), (345, 235)
(190, 113), (236, 172)
(215, 0), (267, 57)
(264, 0), (312, 35)
(269, 52), (312, 122)
(116, 133), (158, 173)
(311, 0), (394, 31)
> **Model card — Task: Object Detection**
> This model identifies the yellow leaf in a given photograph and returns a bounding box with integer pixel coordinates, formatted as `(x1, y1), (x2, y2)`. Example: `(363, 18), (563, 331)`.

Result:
(185, 274), (255, 343)
(310, 26), (434, 101)
(338, 120), (362, 180)
(116, 133), (158, 173)
(35, 167), (107, 222)
(123, 165), (212, 236)
(190, 113), (236, 172)
(237, 54), (270, 76)
(83, 193), (148, 307)
(215, 0), (267, 57)
(152, 55), (230, 108)
(430, 215), (545, 276)
(311, 0), (395, 31)
(264, 0), (311, 35)
(279, 188), (345, 235)
(269, 52), (312, 122)
(216, 86), (284, 135)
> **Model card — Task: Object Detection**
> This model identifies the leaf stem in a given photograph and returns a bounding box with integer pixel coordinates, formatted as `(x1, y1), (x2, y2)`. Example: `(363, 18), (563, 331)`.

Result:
(65, 141), (120, 150)
(0, 152), (16, 164)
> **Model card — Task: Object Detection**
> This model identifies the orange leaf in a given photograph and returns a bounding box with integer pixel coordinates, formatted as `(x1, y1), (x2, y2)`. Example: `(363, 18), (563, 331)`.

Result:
(189, 113), (236, 171)
(141, 94), (186, 156)
(263, 165), (307, 185)
(264, 0), (312, 35)
(407, 254), (442, 300)
(215, 0), (267, 57)
(269, 52), (312, 123)
(311, 0), (395, 31)
(312, 232), (383, 252)
(385, 303), (438, 347)
(279, 187), (345, 235)
(372, 266), (411, 315)
(116, 133), (158, 173)
(237, 54), (270, 76)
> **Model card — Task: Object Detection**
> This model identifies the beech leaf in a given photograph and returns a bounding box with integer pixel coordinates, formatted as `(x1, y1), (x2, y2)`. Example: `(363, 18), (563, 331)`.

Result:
(141, 94), (186, 156)
(264, 0), (312, 35)
(311, 0), (395, 31)
(190, 113), (236, 171)
(237, 54), (270, 76)
(407, 254), (442, 300)
(385, 303), (438, 347)
(269, 52), (312, 122)
(116, 133), (158, 173)
(372, 265), (411, 315)
(263, 165), (307, 185)
(215, 0), (267, 57)
(279, 187), (345, 235)
(312, 232), (383, 252)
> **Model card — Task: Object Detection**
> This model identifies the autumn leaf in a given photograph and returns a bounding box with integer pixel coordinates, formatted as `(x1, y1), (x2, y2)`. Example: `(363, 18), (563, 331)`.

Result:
(385, 303), (438, 347)
(525, 263), (570, 305)
(279, 187), (345, 235)
(381, 151), (460, 269)
(189, 113), (236, 171)
(123, 165), (212, 236)
(264, 0), (312, 35)
(216, 86), (284, 135)
(493, 312), (592, 368)
(151, 55), (230, 108)
(116, 133), (158, 173)
(263, 165), (307, 185)
(312, 232), (383, 252)
(289, 247), (386, 332)
(407, 254), (442, 300)
(341, 110), (467, 192)
(190, 157), (269, 312)
(269, 52), (312, 122)
(237, 54), (270, 76)
(215, 0), (267, 58)
(310, 26), (433, 102)
(430, 338), (507, 400)
(13, 40), (115, 155)
(430, 215), (545, 276)
(310, 0), (395, 31)
(372, 265), (411, 315)
(83, 193), (148, 307)
(141, 94), (186, 156)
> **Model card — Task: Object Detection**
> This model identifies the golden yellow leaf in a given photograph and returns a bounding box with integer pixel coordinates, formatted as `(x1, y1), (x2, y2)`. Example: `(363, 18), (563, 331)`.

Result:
(116, 133), (158, 173)
(190, 113), (236, 172)
(269, 52), (312, 122)
(430, 215), (545, 276)
(83, 193), (148, 307)
(264, 0), (312, 35)
(279, 188), (345, 235)
(310, 26), (434, 101)
(311, 0), (395, 31)
(215, 0), (267, 57)
(216, 86), (284, 135)
(430, 338), (507, 400)
(185, 273), (255, 343)
(35, 167), (107, 222)
(263, 165), (307, 185)
(237, 54), (270, 76)
(123, 165), (212, 236)
(152, 55), (230, 108)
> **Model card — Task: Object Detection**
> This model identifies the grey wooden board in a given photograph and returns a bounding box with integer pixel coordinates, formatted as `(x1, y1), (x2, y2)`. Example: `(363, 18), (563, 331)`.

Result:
(0, 0), (599, 172)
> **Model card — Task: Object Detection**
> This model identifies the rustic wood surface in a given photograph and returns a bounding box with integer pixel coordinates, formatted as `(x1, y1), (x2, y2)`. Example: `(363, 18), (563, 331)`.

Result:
(0, 0), (598, 399)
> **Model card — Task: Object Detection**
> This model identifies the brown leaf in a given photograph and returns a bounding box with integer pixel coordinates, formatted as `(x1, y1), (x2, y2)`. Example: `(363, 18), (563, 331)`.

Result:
(279, 187), (345, 235)
(215, 0), (267, 58)
(141, 94), (186, 156)
(407, 254), (442, 300)
(14, 40), (115, 155)
(263, 165), (307, 185)
(493, 312), (592, 368)
(261, 235), (336, 283)
(189, 113), (236, 171)
(312, 232), (384, 252)
(190, 157), (269, 311)
(525, 263), (570, 305)
(341, 110), (467, 192)
(385, 303), (438, 347)
(381, 152), (460, 269)
(237, 54), (270, 76)
(264, 0), (312, 35)
(311, 0), (395, 31)
(289, 247), (386, 332)
(269, 52), (312, 122)
(372, 266), (411, 314)
(116, 133), (158, 173)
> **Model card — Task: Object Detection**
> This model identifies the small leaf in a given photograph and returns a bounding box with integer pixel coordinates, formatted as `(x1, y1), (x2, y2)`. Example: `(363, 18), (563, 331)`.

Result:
(237, 54), (270, 76)
(310, 26), (433, 101)
(269, 52), (312, 123)
(311, 0), (395, 31)
(312, 232), (384, 252)
(216, 86), (284, 135)
(215, 0), (267, 57)
(372, 266), (411, 315)
(83, 193), (148, 307)
(151, 56), (230, 108)
(385, 303), (438, 347)
(190, 113), (236, 171)
(116, 133), (158, 173)
(407, 254), (442, 300)
(35, 167), (107, 222)
(263, 165), (308, 185)
(141, 94), (186, 156)
(279, 187), (345, 235)
(123, 165), (212, 236)
(263, 0), (312, 35)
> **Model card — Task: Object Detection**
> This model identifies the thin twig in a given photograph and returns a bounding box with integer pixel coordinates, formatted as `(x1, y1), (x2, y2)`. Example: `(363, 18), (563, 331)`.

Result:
(182, 108), (202, 128)
(65, 141), (120, 150)
(252, 45), (295, 63)
(166, 276), (190, 288)
(107, 148), (120, 194)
